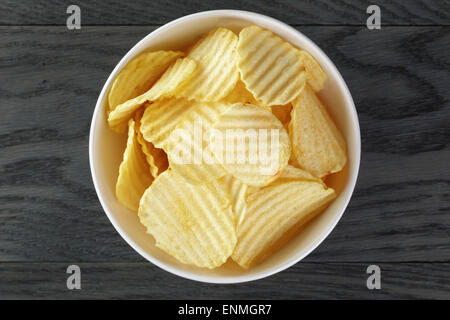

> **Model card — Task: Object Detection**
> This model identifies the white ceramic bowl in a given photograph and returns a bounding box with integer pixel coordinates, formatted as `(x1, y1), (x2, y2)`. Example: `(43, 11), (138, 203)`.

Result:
(89, 10), (360, 283)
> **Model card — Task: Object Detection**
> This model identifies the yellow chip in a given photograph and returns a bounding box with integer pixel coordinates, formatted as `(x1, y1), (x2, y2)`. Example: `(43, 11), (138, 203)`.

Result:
(210, 103), (291, 187)
(138, 169), (236, 269)
(116, 119), (154, 211)
(140, 98), (196, 150)
(218, 175), (248, 228)
(232, 180), (336, 268)
(237, 26), (306, 106)
(108, 50), (183, 111)
(175, 28), (239, 101)
(108, 58), (196, 133)
(167, 101), (230, 184)
(134, 108), (168, 177)
(300, 50), (327, 92)
(289, 85), (347, 178)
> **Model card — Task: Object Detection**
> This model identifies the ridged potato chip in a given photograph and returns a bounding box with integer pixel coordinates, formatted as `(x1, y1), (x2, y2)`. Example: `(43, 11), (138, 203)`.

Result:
(175, 27), (239, 101)
(134, 108), (168, 177)
(116, 119), (154, 211)
(210, 103), (291, 187)
(218, 175), (248, 228)
(232, 180), (336, 268)
(108, 50), (183, 111)
(138, 169), (236, 269)
(300, 50), (327, 92)
(140, 98), (196, 150)
(167, 101), (230, 184)
(289, 85), (347, 178)
(108, 58), (196, 133)
(237, 26), (306, 106)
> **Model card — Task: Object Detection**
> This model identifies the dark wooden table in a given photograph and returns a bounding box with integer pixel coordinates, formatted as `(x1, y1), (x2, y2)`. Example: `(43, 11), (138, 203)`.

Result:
(0, 0), (449, 299)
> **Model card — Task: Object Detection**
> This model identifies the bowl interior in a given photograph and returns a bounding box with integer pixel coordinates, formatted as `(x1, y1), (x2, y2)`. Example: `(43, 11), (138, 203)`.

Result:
(90, 11), (360, 283)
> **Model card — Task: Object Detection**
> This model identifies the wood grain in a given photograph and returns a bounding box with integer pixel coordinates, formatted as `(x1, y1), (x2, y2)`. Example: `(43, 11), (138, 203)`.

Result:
(0, 26), (449, 264)
(0, 262), (449, 299)
(0, 0), (449, 26)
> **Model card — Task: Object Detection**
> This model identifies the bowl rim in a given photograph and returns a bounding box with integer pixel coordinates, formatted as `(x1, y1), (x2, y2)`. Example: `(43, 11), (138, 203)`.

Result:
(89, 9), (361, 284)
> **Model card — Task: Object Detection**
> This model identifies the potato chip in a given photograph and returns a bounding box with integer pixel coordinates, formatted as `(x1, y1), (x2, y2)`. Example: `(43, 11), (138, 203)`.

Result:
(232, 180), (336, 268)
(108, 58), (196, 133)
(134, 108), (168, 177)
(218, 175), (248, 227)
(108, 50), (183, 111)
(138, 169), (236, 268)
(210, 103), (291, 187)
(116, 119), (154, 211)
(167, 101), (230, 184)
(300, 50), (327, 92)
(289, 85), (347, 178)
(175, 28), (239, 101)
(237, 26), (306, 106)
(140, 98), (196, 150)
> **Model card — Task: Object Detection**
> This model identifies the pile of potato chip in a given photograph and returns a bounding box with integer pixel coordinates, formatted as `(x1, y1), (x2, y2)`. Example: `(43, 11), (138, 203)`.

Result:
(107, 26), (347, 269)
